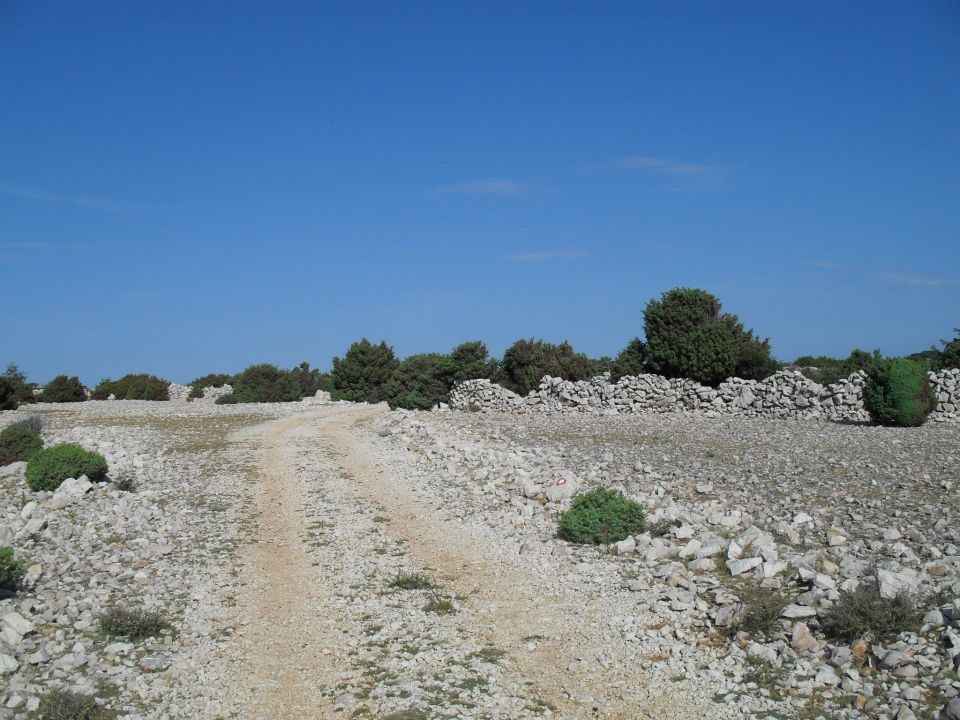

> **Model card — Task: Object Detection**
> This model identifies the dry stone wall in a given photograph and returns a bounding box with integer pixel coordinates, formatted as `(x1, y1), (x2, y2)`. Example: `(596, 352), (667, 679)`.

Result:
(450, 368), (960, 424)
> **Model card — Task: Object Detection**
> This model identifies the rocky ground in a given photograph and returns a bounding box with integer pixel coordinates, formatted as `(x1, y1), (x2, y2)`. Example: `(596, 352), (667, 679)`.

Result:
(0, 400), (957, 719)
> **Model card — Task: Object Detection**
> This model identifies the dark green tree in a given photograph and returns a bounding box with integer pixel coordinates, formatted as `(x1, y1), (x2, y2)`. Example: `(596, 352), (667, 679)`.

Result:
(497, 339), (591, 395)
(448, 341), (497, 384)
(332, 339), (399, 403)
(384, 353), (454, 410)
(863, 357), (935, 427)
(643, 288), (776, 386)
(610, 339), (646, 381)
(2, 364), (36, 406)
(0, 378), (17, 411)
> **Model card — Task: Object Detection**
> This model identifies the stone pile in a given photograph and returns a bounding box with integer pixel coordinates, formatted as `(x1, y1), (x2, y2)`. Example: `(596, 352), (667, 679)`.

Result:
(448, 379), (523, 412)
(167, 383), (191, 401)
(930, 368), (960, 423)
(451, 369), (960, 424)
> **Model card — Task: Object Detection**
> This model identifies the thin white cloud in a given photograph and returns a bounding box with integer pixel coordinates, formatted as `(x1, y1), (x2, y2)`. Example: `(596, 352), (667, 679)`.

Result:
(607, 156), (722, 176)
(804, 260), (844, 270)
(499, 249), (585, 262)
(0, 183), (150, 212)
(434, 178), (531, 196)
(871, 272), (960, 288)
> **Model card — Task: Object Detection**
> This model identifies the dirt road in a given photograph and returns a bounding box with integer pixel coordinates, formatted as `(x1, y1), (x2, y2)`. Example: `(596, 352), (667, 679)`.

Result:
(225, 404), (714, 720)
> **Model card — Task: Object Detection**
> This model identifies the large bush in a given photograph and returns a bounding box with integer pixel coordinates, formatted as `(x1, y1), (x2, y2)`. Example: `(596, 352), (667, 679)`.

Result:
(25, 444), (108, 491)
(643, 288), (776, 386)
(92, 374), (170, 401)
(232, 364), (302, 403)
(41, 375), (87, 403)
(497, 339), (591, 395)
(863, 357), (935, 427)
(557, 488), (646, 544)
(384, 353), (454, 410)
(332, 339), (399, 403)
(0, 425), (44, 465)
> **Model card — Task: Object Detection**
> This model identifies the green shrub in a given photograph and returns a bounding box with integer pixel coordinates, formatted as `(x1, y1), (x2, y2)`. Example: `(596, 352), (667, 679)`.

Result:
(863, 357), (935, 427)
(289, 362), (325, 398)
(557, 488), (646, 544)
(610, 338), (646, 381)
(332, 339), (399, 403)
(449, 341), (498, 384)
(0, 425), (44, 465)
(99, 606), (169, 640)
(214, 393), (238, 405)
(2, 364), (38, 407)
(91, 374), (169, 401)
(820, 582), (922, 642)
(41, 375), (87, 403)
(497, 339), (591, 395)
(389, 572), (437, 590)
(0, 377), (16, 411)
(10, 415), (43, 434)
(0, 546), (26, 587)
(187, 373), (232, 400)
(34, 690), (116, 720)
(643, 288), (776, 386)
(384, 353), (454, 410)
(25, 444), (108, 492)
(232, 363), (302, 403)
(728, 586), (789, 638)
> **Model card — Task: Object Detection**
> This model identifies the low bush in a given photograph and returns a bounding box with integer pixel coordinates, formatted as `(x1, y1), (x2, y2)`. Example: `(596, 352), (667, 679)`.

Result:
(232, 363), (302, 403)
(820, 582), (922, 642)
(41, 375), (87, 403)
(729, 586), (789, 638)
(25, 444), (108, 492)
(0, 546), (26, 587)
(214, 393), (238, 405)
(92, 374), (170, 401)
(557, 488), (646, 544)
(610, 339), (646, 382)
(99, 606), (169, 640)
(34, 690), (116, 720)
(0, 425), (44, 465)
(389, 572), (437, 590)
(863, 358), (936, 427)
(10, 415), (43, 434)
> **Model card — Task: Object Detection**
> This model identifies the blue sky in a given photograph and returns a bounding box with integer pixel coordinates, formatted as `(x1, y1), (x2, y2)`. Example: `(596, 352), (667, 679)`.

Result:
(2, 1), (958, 384)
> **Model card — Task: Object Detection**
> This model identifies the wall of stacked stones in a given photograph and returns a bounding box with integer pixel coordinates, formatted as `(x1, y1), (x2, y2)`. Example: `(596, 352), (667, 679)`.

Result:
(449, 367), (960, 424)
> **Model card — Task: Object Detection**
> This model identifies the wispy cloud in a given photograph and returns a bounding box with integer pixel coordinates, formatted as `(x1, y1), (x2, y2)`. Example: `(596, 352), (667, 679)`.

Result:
(805, 261), (960, 288)
(871, 271), (960, 288)
(434, 178), (532, 196)
(499, 248), (585, 262)
(0, 183), (150, 212)
(607, 156), (722, 176)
